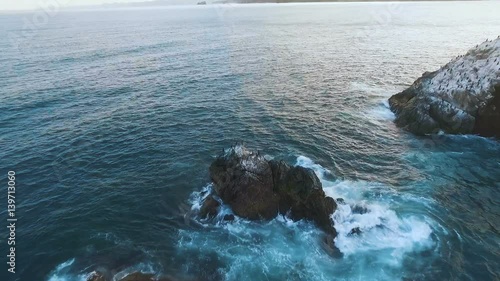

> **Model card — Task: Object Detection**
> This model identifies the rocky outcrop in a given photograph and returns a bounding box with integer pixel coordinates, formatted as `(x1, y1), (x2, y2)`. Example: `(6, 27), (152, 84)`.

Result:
(271, 162), (336, 234)
(199, 196), (220, 219)
(475, 84), (500, 136)
(320, 234), (343, 258)
(389, 37), (500, 137)
(88, 271), (107, 281)
(207, 146), (337, 235)
(209, 146), (280, 220)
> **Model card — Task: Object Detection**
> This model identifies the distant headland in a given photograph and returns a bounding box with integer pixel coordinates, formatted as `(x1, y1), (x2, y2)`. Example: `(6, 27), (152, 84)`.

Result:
(217, 0), (476, 3)
(96, 0), (481, 10)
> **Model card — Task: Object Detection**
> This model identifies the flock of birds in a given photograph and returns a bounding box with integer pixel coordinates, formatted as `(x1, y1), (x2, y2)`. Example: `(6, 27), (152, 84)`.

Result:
(427, 37), (500, 98)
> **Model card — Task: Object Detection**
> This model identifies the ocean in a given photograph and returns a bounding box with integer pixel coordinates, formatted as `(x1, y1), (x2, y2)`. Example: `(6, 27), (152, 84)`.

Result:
(0, 2), (499, 280)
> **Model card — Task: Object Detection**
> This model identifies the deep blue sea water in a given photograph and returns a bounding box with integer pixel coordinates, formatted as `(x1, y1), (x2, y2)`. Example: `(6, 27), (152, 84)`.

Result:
(0, 2), (499, 281)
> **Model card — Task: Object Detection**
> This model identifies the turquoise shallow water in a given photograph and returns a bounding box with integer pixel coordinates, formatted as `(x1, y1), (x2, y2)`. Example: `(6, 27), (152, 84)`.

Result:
(0, 2), (499, 280)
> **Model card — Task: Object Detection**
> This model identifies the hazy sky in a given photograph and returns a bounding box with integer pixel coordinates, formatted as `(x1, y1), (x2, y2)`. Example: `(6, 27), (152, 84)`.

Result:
(0, 0), (179, 11)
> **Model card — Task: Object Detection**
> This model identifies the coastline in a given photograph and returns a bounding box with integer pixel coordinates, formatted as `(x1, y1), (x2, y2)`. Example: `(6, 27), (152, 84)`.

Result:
(224, 0), (481, 3)
(0, 0), (486, 13)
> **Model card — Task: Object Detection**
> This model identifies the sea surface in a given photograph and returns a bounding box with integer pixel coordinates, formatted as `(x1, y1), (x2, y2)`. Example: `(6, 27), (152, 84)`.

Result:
(0, 2), (499, 281)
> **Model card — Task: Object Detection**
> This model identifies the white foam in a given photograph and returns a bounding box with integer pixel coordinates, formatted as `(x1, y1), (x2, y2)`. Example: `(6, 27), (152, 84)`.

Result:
(296, 155), (331, 179)
(363, 99), (397, 123)
(112, 263), (157, 280)
(180, 155), (437, 280)
(189, 183), (213, 212)
(296, 156), (434, 259)
(348, 81), (398, 122)
(47, 259), (87, 281)
(46, 259), (159, 281)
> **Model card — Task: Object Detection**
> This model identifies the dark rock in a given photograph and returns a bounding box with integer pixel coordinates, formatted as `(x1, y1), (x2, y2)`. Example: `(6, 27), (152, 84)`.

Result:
(351, 204), (368, 214)
(389, 79), (473, 135)
(348, 227), (362, 236)
(199, 196), (220, 219)
(87, 271), (107, 281)
(336, 198), (346, 205)
(474, 84), (500, 137)
(209, 146), (337, 236)
(274, 164), (336, 234)
(118, 272), (174, 281)
(268, 160), (291, 193)
(223, 214), (235, 221)
(320, 234), (343, 258)
(209, 146), (280, 220)
(120, 272), (156, 281)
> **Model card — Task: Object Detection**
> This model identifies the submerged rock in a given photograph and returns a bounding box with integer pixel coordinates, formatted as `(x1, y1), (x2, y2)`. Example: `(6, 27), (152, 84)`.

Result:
(120, 272), (177, 281)
(351, 204), (369, 215)
(348, 227), (362, 236)
(120, 272), (156, 281)
(223, 214), (235, 221)
(199, 196), (220, 219)
(389, 38), (500, 137)
(87, 271), (107, 281)
(209, 146), (337, 235)
(320, 234), (343, 258)
(87, 271), (175, 281)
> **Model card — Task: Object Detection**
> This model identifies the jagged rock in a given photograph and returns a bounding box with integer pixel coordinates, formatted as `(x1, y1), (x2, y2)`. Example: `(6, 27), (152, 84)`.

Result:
(475, 84), (500, 136)
(199, 196), (220, 219)
(352, 204), (368, 214)
(86, 271), (178, 281)
(223, 214), (235, 221)
(348, 227), (362, 236)
(209, 146), (280, 220)
(209, 146), (336, 235)
(87, 271), (107, 281)
(320, 234), (343, 258)
(119, 272), (174, 281)
(273, 164), (336, 234)
(389, 38), (500, 137)
(120, 272), (156, 281)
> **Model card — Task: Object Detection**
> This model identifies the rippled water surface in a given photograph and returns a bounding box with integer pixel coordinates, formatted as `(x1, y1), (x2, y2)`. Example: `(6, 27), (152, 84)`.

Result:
(0, 2), (499, 281)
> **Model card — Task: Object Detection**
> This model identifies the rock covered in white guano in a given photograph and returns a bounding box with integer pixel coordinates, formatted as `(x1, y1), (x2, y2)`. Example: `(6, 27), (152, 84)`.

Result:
(389, 37), (500, 137)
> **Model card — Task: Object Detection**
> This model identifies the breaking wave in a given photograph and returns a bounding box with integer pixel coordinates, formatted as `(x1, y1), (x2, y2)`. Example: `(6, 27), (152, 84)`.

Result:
(180, 155), (437, 281)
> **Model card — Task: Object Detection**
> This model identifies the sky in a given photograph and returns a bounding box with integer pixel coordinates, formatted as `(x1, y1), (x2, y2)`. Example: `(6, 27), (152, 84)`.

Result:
(0, 0), (187, 11)
(2, 0), (497, 12)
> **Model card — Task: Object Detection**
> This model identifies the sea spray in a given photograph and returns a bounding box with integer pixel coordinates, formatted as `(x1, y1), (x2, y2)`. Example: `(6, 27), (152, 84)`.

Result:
(179, 155), (437, 281)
